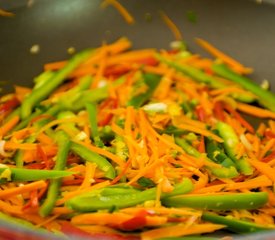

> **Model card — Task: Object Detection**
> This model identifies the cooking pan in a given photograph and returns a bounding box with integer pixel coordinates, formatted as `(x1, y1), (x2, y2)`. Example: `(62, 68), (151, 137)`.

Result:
(0, 0), (275, 239)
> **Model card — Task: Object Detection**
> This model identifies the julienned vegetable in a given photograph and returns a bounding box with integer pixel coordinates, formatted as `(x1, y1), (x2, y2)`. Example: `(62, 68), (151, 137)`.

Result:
(0, 37), (275, 240)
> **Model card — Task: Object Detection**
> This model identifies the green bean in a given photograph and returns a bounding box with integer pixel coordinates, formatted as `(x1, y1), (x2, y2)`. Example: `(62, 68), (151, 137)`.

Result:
(33, 71), (55, 90)
(21, 49), (92, 119)
(70, 141), (116, 179)
(13, 108), (44, 131)
(205, 137), (236, 168)
(39, 131), (71, 217)
(60, 87), (108, 112)
(175, 137), (238, 178)
(0, 168), (73, 183)
(202, 212), (271, 233)
(14, 135), (36, 167)
(158, 55), (255, 103)
(67, 178), (193, 212)
(86, 102), (103, 147)
(212, 63), (275, 111)
(127, 73), (162, 108)
(162, 192), (268, 210)
(216, 121), (253, 175)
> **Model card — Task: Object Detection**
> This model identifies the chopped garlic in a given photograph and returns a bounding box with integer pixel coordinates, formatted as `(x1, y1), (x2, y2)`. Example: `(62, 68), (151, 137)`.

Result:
(143, 102), (167, 113)
(30, 44), (40, 54)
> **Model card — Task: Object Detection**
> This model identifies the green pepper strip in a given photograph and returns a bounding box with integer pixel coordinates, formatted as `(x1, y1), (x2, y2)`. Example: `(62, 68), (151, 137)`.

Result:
(175, 137), (238, 178)
(60, 87), (108, 112)
(39, 131), (71, 217)
(157, 55), (255, 103)
(0, 168), (73, 183)
(212, 63), (275, 112)
(127, 73), (162, 108)
(70, 142), (116, 180)
(162, 192), (268, 210)
(67, 178), (193, 212)
(86, 102), (103, 147)
(20, 49), (92, 119)
(216, 121), (253, 175)
(202, 212), (272, 234)
(205, 137), (236, 168)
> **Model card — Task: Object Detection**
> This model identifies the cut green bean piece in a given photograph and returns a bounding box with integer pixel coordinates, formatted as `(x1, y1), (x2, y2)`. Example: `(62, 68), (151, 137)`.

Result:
(163, 192), (268, 210)
(175, 137), (238, 178)
(21, 49), (93, 119)
(0, 168), (73, 183)
(39, 131), (71, 217)
(128, 73), (162, 108)
(212, 63), (275, 111)
(216, 121), (253, 175)
(202, 212), (272, 234)
(70, 142), (116, 179)
(67, 178), (193, 212)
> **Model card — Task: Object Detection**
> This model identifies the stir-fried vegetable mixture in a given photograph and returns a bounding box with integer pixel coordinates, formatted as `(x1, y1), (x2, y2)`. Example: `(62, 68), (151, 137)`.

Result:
(1, 37), (275, 239)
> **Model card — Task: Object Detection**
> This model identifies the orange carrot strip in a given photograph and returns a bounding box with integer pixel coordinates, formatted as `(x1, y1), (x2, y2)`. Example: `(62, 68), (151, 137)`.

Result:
(194, 175), (272, 194)
(101, 0), (135, 24)
(159, 11), (182, 40)
(0, 8), (15, 17)
(0, 115), (20, 137)
(4, 141), (37, 150)
(141, 223), (224, 240)
(52, 207), (74, 215)
(247, 154), (275, 183)
(195, 38), (252, 74)
(236, 102), (275, 119)
(44, 61), (67, 71)
(79, 162), (96, 189)
(36, 132), (55, 145)
(72, 212), (132, 225)
(0, 200), (23, 215)
(0, 180), (47, 199)
(107, 49), (156, 66)
(176, 123), (223, 143)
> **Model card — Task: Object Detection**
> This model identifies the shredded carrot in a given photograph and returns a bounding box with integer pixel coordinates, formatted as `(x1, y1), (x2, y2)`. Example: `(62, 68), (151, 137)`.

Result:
(0, 200), (23, 215)
(141, 223), (224, 240)
(4, 141), (37, 150)
(196, 38), (252, 74)
(0, 115), (20, 137)
(101, 0), (135, 24)
(247, 153), (275, 183)
(78, 162), (96, 189)
(159, 11), (182, 40)
(236, 102), (275, 119)
(0, 8), (15, 17)
(175, 123), (223, 143)
(0, 180), (47, 199)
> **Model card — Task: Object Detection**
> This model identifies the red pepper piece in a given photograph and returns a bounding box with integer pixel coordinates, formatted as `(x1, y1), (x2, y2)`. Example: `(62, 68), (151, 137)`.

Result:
(213, 101), (225, 121)
(264, 130), (275, 139)
(195, 105), (207, 122)
(98, 98), (118, 126)
(262, 151), (275, 163)
(120, 210), (147, 231)
(0, 97), (20, 114)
